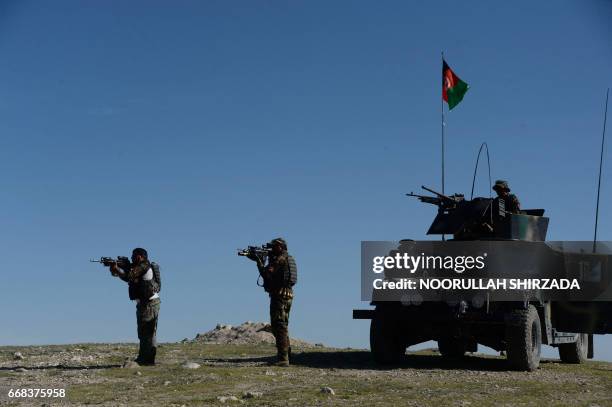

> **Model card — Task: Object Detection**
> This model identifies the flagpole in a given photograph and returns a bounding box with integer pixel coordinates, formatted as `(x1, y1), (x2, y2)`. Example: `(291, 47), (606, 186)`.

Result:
(441, 51), (446, 242)
(441, 51), (445, 196)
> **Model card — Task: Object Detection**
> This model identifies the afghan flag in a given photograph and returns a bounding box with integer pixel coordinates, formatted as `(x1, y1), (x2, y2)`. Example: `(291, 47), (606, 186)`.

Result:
(442, 60), (469, 110)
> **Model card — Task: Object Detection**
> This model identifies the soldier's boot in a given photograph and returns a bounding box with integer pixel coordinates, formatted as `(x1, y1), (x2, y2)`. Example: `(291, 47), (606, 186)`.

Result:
(275, 335), (290, 367)
(269, 332), (282, 366)
(135, 347), (146, 365)
(275, 350), (289, 367)
(137, 343), (156, 366)
(142, 347), (156, 366)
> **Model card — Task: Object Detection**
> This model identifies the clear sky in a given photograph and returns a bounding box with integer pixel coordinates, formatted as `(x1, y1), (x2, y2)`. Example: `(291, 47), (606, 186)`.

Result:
(1, 1), (611, 361)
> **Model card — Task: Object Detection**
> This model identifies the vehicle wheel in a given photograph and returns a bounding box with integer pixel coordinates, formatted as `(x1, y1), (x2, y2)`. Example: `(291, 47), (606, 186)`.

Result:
(370, 314), (405, 364)
(559, 333), (588, 364)
(438, 337), (466, 359)
(505, 305), (541, 371)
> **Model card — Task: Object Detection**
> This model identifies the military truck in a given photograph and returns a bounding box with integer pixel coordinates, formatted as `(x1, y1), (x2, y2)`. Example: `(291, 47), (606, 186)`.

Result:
(353, 187), (612, 371)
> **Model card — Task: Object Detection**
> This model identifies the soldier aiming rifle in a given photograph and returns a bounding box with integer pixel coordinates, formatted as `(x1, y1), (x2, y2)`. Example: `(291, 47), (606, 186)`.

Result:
(91, 248), (161, 366)
(238, 238), (297, 366)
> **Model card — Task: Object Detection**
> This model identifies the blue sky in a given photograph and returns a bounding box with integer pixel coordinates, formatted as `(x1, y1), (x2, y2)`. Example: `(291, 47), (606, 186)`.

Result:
(1, 1), (612, 361)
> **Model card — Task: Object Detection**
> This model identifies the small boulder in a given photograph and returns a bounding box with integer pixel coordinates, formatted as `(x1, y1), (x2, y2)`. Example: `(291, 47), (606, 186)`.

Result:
(182, 361), (201, 369)
(122, 360), (139, 369)
(321, 387), (335, 395)
(243, 391), (263, 399)
(13, 352), (24, 360)
(217, 395), (242, 403)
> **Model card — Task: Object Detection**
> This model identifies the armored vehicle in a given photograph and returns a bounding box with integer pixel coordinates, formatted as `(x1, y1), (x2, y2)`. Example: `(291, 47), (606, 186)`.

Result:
(353, 186), (612, 371)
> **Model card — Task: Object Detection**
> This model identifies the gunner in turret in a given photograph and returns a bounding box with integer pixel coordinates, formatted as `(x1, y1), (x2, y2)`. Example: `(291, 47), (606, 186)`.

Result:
(492, 180), (521, 215)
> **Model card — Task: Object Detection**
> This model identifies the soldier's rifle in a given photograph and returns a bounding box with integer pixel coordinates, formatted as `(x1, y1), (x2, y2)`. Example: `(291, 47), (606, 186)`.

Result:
(237, 245), (272, 261)
(237, 244), (275, 288)
(90, 256), (131, 268)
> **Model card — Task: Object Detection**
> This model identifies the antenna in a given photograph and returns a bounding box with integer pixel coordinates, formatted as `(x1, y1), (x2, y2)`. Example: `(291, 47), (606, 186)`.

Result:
(470, 142), (492, 200)
(593, 88), (609, 254)
(470, 142), (493, 228)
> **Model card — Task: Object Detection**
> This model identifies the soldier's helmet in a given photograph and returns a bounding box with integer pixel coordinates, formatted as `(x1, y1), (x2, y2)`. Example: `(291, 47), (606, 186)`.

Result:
(492, 180), (510, 192)
(271, 238), (287, 250)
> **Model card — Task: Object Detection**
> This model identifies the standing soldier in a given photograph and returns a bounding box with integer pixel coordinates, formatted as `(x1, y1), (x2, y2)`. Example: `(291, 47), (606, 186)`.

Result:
(248, 238), (297, 367)
(108, 248), (161, 366)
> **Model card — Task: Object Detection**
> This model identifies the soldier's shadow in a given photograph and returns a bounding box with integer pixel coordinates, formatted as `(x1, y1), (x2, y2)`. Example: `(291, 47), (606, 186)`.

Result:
(204, 351), (554, 372)
(0, 364), (122, 371)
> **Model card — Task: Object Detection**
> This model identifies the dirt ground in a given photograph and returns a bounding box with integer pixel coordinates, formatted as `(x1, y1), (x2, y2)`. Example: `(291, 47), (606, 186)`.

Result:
(1, 342), (611, 406)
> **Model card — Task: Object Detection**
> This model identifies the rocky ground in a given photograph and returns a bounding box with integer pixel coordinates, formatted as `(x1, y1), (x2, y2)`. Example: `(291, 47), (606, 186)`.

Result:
(189, 322), (320, 348)
(0, 323), (611, 406)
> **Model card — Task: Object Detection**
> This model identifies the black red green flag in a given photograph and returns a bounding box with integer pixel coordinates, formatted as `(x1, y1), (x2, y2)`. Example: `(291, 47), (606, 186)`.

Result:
(442, 60), (469, 110)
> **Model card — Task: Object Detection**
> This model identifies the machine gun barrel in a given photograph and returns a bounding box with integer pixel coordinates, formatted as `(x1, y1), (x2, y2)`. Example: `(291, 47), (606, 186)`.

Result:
(405, 192), (441, 205)
(406, 186), (464, 207)
(421, 185), (454, 202)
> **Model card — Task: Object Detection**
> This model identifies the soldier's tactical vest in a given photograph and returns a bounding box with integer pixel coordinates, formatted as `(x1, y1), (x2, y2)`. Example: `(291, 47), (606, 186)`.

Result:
(128, 282), (140, 301)
(128, 262), (162, 302)
(151, 262), (162, 292)
(285, 255), (297, 287)
(262, 254), (297, 292)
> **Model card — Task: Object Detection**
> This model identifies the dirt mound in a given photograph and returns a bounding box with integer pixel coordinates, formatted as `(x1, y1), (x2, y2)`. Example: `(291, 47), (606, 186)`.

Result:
(193, 321), (317, 347)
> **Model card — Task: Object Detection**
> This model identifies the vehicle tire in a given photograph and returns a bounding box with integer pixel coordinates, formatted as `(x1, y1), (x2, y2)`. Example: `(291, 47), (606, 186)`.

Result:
(438, 337), (466, 359)
(370, 314), (405, 364)
(559, 333), (588, 364)
(505, 305), (541, 371)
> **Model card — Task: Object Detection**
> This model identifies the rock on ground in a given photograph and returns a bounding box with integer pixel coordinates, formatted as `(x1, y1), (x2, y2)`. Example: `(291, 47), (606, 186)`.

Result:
(217, 395), (242, 403)
(122, 360), (139, 369)
(182, 361), (201, 369)
(243, 391), (263, 399)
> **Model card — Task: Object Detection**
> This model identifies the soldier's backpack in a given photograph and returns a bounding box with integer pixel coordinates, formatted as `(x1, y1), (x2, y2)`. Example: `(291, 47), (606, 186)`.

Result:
(151, 262), (162, 293)
(285, 255), (298, 287)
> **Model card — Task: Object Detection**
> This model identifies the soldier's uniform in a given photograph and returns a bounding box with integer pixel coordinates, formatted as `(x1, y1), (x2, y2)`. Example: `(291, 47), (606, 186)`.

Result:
(492, 180), (521, 216)
(267, 254), (293, 365)
(256, 239), (294, 366)
(118, 257), (161, 366)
